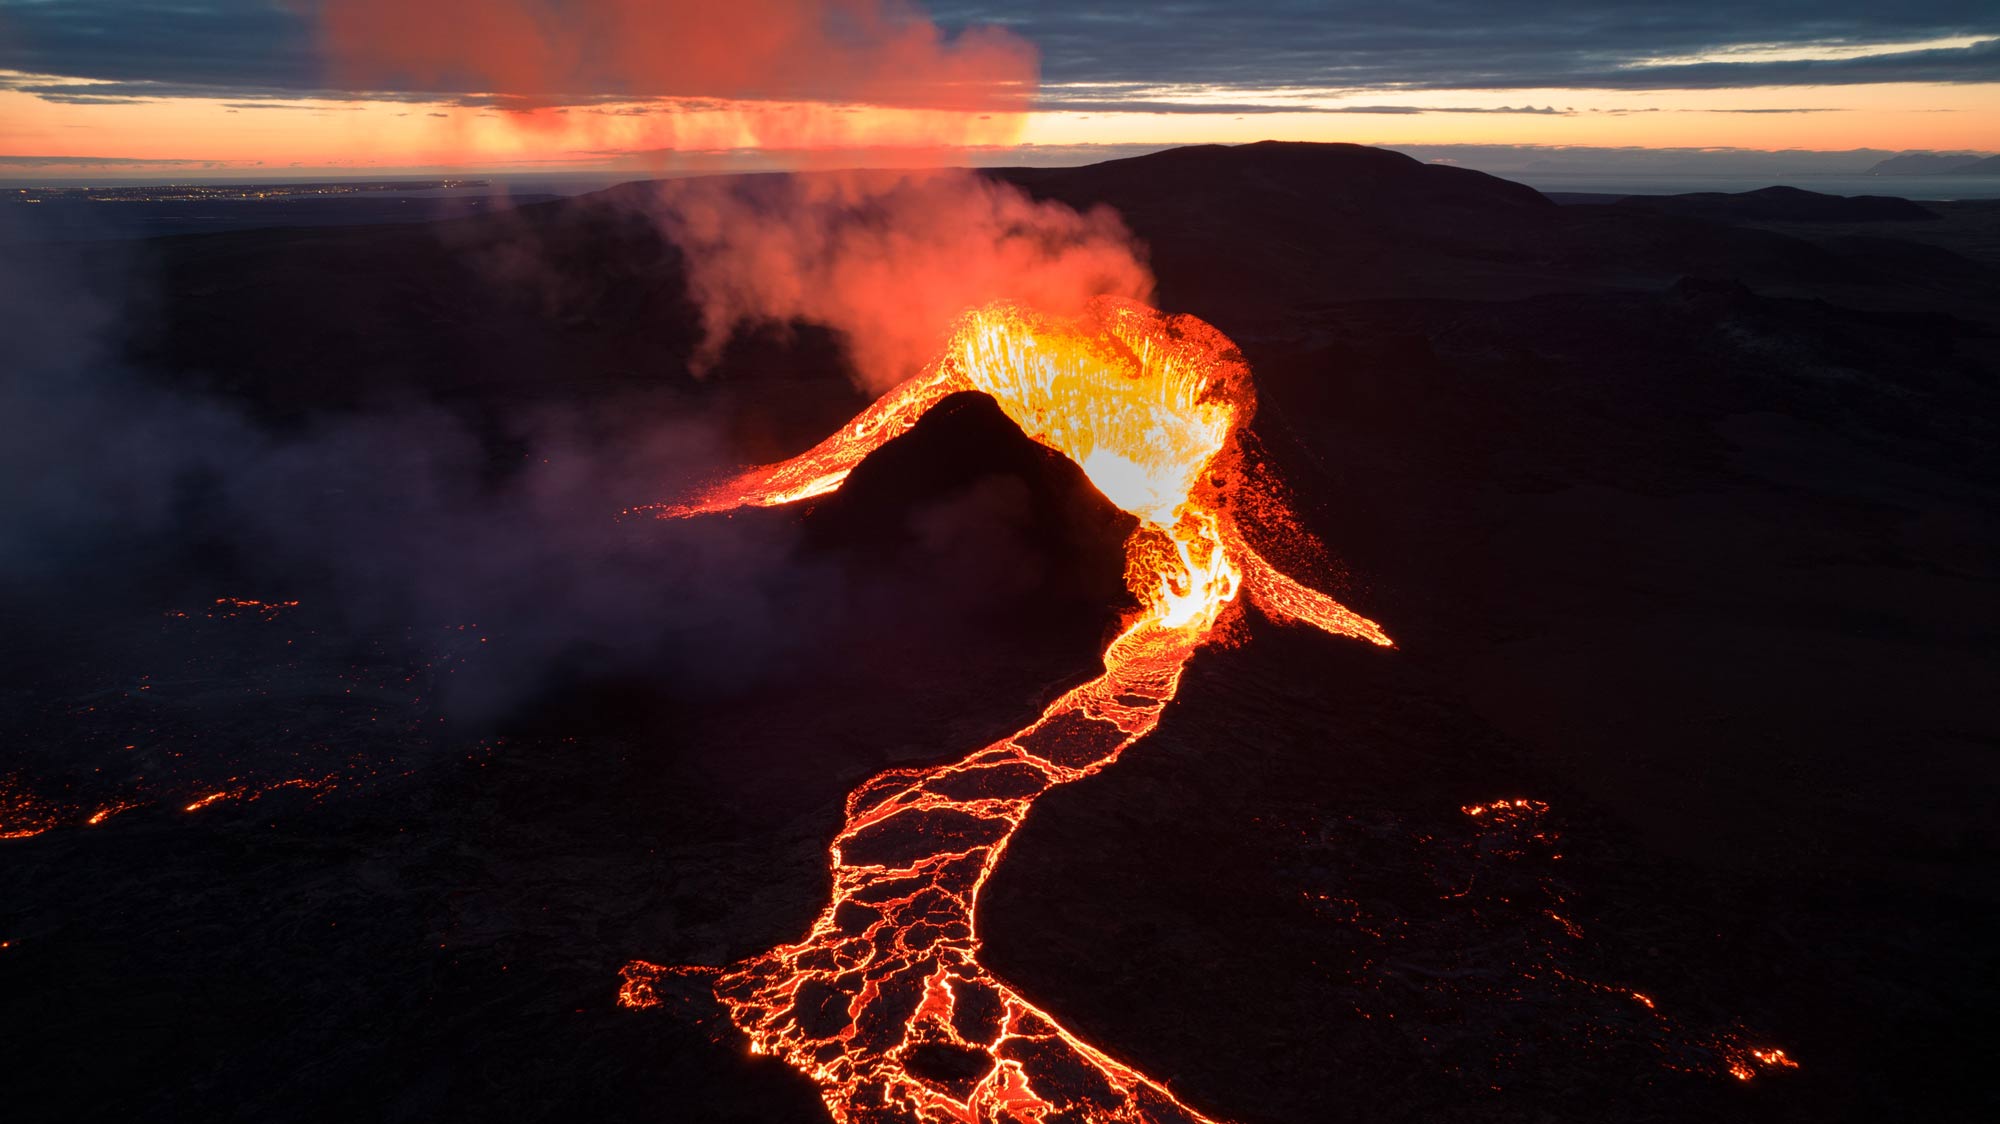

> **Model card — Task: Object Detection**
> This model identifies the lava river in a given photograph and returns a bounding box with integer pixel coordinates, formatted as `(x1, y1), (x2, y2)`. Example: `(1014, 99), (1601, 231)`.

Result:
(622, 298), (1391, 1123)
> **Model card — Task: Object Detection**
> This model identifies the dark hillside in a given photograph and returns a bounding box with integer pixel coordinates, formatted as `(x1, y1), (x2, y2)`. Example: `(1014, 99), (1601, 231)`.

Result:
(7, 142), (1996, 1123)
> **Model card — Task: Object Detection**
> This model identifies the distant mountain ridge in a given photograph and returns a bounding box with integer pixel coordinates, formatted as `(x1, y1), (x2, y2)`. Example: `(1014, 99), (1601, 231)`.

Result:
(1609, 185), (1934, 223)
(1867, 152), (1996, 175)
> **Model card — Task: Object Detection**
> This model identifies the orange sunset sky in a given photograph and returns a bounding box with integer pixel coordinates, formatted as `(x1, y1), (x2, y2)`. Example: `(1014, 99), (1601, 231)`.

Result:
(0, 3), (1993, 179)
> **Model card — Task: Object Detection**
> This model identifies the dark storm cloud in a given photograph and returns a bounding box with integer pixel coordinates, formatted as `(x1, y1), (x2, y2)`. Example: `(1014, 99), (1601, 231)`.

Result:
(937, 2), (1998, 92)
(0, 1), (1992, 106)
(0, 1), (325, 94)
(1475, 35), (2000, 90)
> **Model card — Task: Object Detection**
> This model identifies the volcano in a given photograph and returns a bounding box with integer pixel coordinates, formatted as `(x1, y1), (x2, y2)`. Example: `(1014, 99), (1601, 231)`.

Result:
(4, 143), (1997, 1124)
(625, 297), (1393, 1123)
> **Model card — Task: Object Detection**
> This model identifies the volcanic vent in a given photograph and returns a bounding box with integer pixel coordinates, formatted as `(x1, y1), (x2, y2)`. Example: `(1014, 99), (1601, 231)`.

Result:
(623, 298), (1389, 1124)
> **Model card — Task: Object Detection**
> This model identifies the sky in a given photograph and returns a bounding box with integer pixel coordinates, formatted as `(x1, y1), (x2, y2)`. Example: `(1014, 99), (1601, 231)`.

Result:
(0, 0), (1994, 180)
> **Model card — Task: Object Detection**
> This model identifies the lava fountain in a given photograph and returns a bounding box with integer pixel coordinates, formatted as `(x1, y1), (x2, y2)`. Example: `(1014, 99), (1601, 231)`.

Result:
(622, 297), (1390, 1123)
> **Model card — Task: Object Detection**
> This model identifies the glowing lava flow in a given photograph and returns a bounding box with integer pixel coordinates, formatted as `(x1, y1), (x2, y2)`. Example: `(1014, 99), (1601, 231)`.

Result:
(624, 298), (1390, 1123)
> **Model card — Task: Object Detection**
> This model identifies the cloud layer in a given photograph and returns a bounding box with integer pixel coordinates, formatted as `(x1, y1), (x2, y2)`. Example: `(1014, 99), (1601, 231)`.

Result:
(0, 0), (1993, 107)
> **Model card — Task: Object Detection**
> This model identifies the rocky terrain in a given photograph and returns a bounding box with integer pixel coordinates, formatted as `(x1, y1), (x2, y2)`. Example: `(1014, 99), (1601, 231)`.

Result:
(3, 143), (1996, 1122)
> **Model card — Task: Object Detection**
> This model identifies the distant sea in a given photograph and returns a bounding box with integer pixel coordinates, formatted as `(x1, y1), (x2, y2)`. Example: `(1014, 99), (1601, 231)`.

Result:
(0, 177), (633, 243)
(1507, 172), (2000, 201)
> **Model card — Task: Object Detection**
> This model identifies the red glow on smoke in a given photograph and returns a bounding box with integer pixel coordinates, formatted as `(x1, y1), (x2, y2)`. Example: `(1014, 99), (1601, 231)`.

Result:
(318, 0), (1037, 157)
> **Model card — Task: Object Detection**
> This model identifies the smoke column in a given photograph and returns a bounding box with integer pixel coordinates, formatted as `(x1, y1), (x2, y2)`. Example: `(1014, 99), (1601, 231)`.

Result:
(318, 0), (1156, 396)
(320, 0), (1036, 150)
(656, 169), (1153, 393)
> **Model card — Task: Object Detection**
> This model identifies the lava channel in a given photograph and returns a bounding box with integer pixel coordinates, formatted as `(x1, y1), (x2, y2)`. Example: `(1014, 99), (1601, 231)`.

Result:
(624, 298), (1390, 1124)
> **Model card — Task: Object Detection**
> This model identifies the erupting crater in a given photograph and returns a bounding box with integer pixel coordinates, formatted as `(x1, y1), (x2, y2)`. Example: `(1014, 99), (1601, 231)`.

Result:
(624, 298), (1389, 1124)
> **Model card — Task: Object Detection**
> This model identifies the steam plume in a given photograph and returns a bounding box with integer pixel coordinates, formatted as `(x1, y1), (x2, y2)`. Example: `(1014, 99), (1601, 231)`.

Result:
(657, 169), (1153, 393)
(320, 1), (1155, 396)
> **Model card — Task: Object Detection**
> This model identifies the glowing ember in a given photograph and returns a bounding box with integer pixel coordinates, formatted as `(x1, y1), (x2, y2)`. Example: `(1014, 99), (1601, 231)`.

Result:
(182, 776), (337, 814)
(86, 801), (143, 826)
(1, 776), (69, 841)
(1293, 795), (1798, 1089)
(1461, 798), (1545, 819)
(205, 597), (301, 621)
(184, 789), (240, 813)
(626, 299), (1389, 1123)
(1729, 1047), (1800, 1080)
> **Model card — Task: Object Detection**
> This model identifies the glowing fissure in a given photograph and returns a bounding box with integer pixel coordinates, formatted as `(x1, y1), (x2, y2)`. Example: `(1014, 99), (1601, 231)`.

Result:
(626, 298), (1388, 1123)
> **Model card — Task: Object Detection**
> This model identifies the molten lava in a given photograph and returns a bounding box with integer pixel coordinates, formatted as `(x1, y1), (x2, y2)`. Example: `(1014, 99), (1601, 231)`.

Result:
(626, 298), (1389, 1123)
